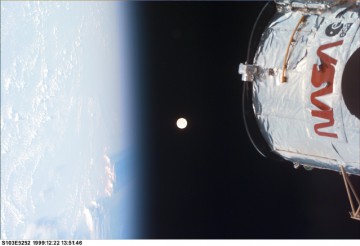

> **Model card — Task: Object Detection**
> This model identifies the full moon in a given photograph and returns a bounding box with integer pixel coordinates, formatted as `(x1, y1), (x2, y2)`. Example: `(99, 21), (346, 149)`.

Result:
(176, 118), (187, 129)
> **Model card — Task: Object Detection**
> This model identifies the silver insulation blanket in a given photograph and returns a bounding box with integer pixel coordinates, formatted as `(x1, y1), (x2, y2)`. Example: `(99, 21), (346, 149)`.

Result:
(252, 1), (360, 175)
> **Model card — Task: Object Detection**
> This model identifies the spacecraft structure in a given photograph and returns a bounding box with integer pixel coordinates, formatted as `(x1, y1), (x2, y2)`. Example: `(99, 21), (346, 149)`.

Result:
(239, 0), (360, 220)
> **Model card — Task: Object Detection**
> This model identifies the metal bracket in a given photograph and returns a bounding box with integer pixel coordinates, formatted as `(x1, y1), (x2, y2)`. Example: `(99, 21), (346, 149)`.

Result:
(340, 165), (360, 221)
(238, 63), (258, 82)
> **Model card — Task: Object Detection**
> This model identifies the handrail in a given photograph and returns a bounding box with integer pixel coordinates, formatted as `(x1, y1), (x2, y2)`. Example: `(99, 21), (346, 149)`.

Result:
(281, 15), (306, 83)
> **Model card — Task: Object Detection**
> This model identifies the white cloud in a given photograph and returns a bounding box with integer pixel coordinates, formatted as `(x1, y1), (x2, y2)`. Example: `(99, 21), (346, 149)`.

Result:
(103, 154), (116, 197)
(2, 1), (128, 239)
(23, 220), (61, 240)
(83, 208), (94, 234)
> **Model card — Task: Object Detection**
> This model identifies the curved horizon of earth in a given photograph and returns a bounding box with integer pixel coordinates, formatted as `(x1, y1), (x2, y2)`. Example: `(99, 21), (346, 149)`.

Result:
(1, 1), (138, 239)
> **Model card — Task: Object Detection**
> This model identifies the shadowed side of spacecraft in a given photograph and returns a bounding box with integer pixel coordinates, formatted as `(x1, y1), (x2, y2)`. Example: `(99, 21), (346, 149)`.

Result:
(239, 0), (360, 221)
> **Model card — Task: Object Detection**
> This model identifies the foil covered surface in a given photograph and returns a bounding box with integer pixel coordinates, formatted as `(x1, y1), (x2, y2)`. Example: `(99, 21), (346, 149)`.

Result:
(251, 1), (360, 175)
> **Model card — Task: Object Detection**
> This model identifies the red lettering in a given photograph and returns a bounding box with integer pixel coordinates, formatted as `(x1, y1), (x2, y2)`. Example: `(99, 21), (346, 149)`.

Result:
(310, 40), (343, 138)
(311, 109), (338, 138)
(316, 40), (343, 65)
(311, 62), (335, 88)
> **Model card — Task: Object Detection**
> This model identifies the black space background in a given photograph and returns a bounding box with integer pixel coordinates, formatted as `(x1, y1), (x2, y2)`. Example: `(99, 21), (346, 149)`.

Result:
(131, 1), (360, 239)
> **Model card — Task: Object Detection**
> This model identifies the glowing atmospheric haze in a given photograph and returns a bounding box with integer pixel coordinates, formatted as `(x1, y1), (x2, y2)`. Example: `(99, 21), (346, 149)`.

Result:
(1, 2), (136, 239)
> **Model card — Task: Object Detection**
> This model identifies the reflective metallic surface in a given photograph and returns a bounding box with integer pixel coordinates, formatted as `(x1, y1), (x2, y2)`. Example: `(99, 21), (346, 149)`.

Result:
(240, 0), (360, 175)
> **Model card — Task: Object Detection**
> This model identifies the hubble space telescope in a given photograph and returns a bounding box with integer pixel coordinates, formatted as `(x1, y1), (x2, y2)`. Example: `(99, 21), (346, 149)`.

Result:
(239, 0), (360, 220)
